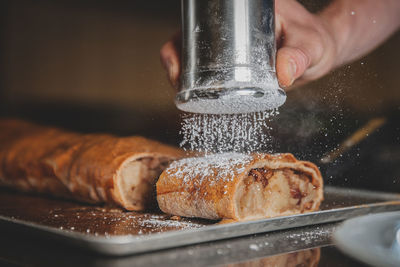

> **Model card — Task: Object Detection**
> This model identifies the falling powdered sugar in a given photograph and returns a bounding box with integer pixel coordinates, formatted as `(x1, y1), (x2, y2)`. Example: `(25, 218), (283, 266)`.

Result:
(179, 110), (279, 154)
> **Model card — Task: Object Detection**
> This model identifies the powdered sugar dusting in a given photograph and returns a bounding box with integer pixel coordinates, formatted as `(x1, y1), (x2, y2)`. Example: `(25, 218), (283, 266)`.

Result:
(47, 208), (206, 236)
(166, 153), (253, 186)
(134, 215), (203, 231)
(180, 110), (278, 153)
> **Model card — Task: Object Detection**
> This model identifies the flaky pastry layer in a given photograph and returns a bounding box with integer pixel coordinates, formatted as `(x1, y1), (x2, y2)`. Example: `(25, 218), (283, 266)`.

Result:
(157, 153), (323, 220)
(0, 119), (183, 210)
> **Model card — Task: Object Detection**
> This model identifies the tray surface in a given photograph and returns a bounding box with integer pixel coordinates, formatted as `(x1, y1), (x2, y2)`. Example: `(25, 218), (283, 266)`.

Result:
(1, 186), (400, 255)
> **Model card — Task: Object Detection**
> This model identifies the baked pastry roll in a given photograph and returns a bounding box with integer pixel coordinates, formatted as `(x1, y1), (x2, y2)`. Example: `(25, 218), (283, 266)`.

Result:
(157, 153), (323, 221)
(0, 119), (183, 210)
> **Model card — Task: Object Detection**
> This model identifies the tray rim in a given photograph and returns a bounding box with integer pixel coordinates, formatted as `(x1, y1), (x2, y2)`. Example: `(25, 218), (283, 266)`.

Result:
(1, 185), (400, 255)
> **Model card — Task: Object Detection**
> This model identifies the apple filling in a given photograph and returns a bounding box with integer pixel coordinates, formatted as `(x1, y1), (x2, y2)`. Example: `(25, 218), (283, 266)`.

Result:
(235, 167), (318, 220)
(119, 157), (170, 210)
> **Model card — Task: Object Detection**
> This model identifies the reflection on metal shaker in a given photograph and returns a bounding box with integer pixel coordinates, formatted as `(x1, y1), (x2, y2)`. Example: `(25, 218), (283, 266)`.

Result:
(176, 0), (286, 114)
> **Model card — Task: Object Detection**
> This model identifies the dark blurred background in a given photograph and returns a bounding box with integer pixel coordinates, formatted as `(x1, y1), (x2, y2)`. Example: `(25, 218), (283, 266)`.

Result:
(0, 0), (182, 141)
(0, 0), (399, 191)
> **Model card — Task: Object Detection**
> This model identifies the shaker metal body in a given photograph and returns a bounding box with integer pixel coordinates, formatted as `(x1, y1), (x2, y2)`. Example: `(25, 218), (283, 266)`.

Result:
(176, 0), (286, 114)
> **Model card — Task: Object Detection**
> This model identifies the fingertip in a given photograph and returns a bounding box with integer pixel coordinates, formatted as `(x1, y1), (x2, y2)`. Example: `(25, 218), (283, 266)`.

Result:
(276, 50), (293, 87)
(160, 41), (173, 68)
(276, 47), (310, 87)
(160, 40), (180, 86)
(169, 57), (180, 88)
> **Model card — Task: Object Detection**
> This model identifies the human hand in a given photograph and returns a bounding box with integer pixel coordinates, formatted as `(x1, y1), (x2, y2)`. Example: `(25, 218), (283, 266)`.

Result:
(160, 31), (181, 89)
(274, 0), (336, 88)
(161, 0), (400, 90)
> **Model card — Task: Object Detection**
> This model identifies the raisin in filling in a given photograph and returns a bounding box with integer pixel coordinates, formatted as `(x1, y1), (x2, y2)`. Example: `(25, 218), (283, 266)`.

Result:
(248, 168), (272, 187)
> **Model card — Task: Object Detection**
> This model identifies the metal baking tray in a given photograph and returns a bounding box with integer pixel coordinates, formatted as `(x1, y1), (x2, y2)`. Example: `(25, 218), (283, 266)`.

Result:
(1, 186), (399, 256)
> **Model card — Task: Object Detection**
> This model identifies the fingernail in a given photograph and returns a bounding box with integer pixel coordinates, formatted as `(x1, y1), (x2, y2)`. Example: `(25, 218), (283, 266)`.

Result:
(167, 60), (179, 88)
(166, 59), (172, 75)
(288, 59), (297, 85)
(167, 60), (175, 82)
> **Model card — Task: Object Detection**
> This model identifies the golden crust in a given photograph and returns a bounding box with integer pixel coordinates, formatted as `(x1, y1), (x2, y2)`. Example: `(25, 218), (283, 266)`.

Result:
(0, 119), (183, 210)
(157, 153), (324, 220)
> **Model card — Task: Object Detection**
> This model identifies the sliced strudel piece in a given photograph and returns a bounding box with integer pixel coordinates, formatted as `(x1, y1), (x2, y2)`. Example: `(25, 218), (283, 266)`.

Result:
(0, 119), (183, 210)
(157, 153), (323, 221)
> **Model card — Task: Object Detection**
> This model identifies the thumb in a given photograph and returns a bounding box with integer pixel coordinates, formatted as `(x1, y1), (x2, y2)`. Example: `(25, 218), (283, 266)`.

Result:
(160, 31), (181, 89)
(276, 46), (310, 88)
